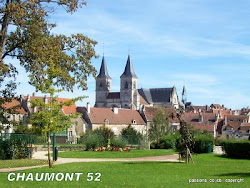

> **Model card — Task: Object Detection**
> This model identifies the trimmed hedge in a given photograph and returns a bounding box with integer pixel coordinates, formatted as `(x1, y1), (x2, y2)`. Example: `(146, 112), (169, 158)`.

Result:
(220, 139), (250, 159)
(193, 135), (214, 153)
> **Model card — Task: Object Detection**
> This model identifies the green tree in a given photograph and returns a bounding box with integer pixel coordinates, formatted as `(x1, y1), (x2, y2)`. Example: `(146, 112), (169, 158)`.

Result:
(30, 87), (82, 168)
(121, 124), (142, 145)
(149, 110), (170, 145)
(0, 0), (97, 128)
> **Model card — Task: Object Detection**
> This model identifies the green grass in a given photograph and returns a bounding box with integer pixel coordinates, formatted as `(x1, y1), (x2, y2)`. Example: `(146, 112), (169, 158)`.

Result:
(0, 154), (249, 187)
(57, 149), (176, 158)
(0, 159), (47, 169)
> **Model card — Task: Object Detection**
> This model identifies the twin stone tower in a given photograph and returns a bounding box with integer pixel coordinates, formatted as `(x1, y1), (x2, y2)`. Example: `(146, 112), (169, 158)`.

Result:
(95, 54), (183, 110)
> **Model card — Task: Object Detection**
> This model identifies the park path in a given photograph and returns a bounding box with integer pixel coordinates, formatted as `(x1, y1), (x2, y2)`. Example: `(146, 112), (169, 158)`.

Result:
(0, 151), (180, 173)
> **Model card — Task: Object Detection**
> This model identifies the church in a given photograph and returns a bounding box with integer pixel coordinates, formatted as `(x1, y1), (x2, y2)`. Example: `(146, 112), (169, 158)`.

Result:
(95, 54), (185, 110)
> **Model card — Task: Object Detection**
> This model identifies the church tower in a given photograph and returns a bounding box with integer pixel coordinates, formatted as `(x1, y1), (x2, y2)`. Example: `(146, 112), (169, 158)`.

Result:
(120, 54), (140, 110)
(95, 56), (111, 107)
(182, 85), (187, 105)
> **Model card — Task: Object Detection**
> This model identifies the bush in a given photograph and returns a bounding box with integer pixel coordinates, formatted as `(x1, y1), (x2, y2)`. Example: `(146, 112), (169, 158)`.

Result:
(121, 125), (142, 145)
(220, 139), (250, 159)
(84, 133), (105, 150)
(111, 137), (128, 148)
(193, 135), (214, 153)
(0, 138), (31, 160)
(150, 134), (181, 150)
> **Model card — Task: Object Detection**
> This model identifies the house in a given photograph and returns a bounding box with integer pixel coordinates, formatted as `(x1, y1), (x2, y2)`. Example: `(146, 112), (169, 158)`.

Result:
(221, 114), (249, 139)
(181, 110), (219, 137)
(78, 103), (146, 135)
(1, 94), (85, 143)
(140, 106), (180, 132)
(0, 99), (28, 133)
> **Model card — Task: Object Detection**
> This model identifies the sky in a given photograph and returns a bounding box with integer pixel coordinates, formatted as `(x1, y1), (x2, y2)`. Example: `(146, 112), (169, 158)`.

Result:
(7, 0), (250, 109)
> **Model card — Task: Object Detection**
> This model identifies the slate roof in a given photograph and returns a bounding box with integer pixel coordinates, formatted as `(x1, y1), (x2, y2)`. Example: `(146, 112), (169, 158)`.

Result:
(120, 54), (137, 78)
(86, 107), (145, 125)
(97, 56), (111, 79)
(107, 92), (120, 99)
(138, 88), (173, 104)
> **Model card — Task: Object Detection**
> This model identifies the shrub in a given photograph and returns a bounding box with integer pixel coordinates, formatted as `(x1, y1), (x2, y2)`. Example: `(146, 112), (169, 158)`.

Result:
(111, 137), (128, 148)
(150, 134), (181, 150)
(159, 135), (176, 149)
(121, 125), (142, 145)
(84, 133), (105, 150)
(193, 135), (214, 153)
(220, 139), (250, 159)
(0, 138), (31, 160)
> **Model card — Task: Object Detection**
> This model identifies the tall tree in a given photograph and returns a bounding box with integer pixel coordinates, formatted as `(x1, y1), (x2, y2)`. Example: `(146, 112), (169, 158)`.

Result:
(0, 0), (97, 127)
(149, 110), (170, 145)
(30, 87), (82, 168)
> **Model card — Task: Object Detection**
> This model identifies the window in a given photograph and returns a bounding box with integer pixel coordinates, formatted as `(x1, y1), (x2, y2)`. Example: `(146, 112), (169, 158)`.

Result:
(104, 119), (109, 125)
(132, 119), (136, 124)
(100, 82), (103, 88)
(19, 115), (21, 121)
(69, 131), (73, 137)
(13, 115), (15, 121)
(229, 119), (233, 122)
(133, 81), (136, 89)
(125, 81), (128, 89)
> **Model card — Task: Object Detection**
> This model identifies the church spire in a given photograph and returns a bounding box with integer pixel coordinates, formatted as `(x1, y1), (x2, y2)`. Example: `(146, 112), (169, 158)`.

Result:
(120, 54), (137, 78)
(97, 56), (111, 79)
(182, 85), (186, 95)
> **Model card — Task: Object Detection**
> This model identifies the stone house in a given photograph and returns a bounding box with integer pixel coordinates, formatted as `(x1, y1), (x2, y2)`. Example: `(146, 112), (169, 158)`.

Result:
(78, 103), (146, 135)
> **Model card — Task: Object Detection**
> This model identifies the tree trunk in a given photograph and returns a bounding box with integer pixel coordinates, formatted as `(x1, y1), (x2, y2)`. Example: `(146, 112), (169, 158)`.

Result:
(47, 131), (52, 168)
(0, 0), (10, 60)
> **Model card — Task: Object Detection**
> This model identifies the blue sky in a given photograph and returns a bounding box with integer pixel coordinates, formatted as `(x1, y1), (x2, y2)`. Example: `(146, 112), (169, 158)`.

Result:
(9, 0), (250, 109)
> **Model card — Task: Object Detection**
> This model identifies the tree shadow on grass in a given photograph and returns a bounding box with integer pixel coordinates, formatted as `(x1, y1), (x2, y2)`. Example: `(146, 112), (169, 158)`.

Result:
(217, 172), (250, 177)
(121, 161), (184, 165)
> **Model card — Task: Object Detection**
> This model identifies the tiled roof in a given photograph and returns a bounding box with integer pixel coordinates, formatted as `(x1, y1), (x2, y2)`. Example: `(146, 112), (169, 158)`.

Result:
(224, 115), (249, 130)
(144, 106), (179, 123)
(210, 104), (223, 109)
(23, 96), (76, 115)
(87, 107), (145, 125)
(181, 112), (216, 126)
(1, 99), (27, 114)
(186, 105), (211, 112)
(192, 124), (215, 132)
(107, 92), (120, 99)
(140, 96), (149, 105)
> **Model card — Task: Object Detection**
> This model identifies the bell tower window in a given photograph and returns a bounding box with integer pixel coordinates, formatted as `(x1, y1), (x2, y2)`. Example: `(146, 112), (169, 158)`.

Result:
(100, 82), (103, 88)
(125, 81), (128, 89)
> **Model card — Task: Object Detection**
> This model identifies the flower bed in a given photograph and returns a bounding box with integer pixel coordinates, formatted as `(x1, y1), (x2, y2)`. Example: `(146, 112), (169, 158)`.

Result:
(92, 146), (130, 152)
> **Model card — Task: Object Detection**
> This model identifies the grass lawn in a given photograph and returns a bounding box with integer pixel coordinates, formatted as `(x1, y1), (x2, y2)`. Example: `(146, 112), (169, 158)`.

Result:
(58, 149), (176, 158)
(0, 154), (249, 187)
(0, 159), (47, 169)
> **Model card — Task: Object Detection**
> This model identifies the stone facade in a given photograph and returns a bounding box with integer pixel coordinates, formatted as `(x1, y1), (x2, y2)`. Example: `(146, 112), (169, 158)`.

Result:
(95, 55), (181, 110)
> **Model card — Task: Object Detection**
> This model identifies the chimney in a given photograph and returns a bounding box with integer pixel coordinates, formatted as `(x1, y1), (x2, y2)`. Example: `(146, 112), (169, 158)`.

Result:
(44, 95), (48, 104)
(215, 114), (219, 122)
(206, 105), (209, 111)
(32, 92), (35, 97)
(113, 107), (118, 114)
(218, 109), (222, 118)
(199, 111), (203, 122)
(87, 102), (90, 114)
(224, 115), (228, 126)
(20, 95), (24, 104)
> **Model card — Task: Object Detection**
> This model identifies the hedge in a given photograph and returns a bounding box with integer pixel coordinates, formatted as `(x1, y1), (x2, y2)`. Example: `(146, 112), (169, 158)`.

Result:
(220, 139), (250, 159)
(193, 135), (214, 153)
(150, 134), (181, 150)
(0, 138), (31, 160)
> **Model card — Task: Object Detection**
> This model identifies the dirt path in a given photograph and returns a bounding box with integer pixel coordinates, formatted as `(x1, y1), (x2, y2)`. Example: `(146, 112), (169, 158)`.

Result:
(0, 151), (180, 173)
